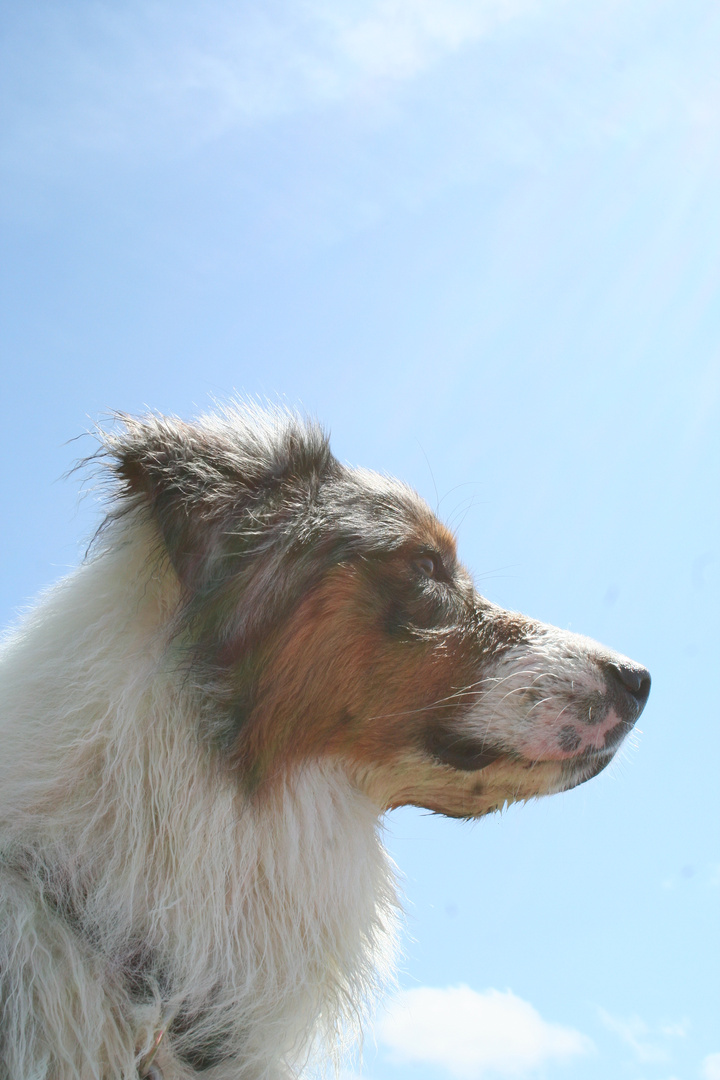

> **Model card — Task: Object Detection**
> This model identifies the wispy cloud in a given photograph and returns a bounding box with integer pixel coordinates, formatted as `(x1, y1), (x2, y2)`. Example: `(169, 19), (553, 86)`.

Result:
(3, 0), (720, 226)
(0, 0), (536, 169)
(377, 985), (592, 1078)
(598, 1008), (688, 1064)
(156, 0), (535, 128)
(319, 0), (534, 84)
(702, 1053), (720, 1080)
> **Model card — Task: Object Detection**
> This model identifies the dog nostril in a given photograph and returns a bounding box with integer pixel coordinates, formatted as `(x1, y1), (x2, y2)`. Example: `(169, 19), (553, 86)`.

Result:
(611, 663), (651, 707)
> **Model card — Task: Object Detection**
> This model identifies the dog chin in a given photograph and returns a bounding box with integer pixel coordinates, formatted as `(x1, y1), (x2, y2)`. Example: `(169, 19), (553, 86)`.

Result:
(359, 744), (618, 819)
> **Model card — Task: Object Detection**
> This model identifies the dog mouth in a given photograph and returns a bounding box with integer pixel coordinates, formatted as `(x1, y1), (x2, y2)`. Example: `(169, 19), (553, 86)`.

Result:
(419, 721), (631, 818)
(423, 726), (627, 776)
(380, 728), (627, 817)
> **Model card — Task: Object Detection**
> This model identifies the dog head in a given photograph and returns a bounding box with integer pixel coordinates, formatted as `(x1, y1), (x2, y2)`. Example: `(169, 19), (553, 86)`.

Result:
(104, 405), (650, 818)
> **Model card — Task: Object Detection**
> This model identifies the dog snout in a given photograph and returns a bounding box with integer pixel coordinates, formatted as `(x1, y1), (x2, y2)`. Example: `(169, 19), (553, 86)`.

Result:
(605, 660), (651, 716)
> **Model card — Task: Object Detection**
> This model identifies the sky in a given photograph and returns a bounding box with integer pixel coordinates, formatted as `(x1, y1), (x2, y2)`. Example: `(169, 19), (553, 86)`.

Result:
(1, 1), (719, 1078)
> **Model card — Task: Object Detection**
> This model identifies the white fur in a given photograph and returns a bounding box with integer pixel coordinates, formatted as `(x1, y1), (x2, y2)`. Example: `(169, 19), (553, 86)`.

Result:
(0, 518), (397, 1080)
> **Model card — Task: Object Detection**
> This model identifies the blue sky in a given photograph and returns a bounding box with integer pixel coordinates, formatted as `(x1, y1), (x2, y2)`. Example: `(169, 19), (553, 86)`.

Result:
(1, 1), (718, 1078)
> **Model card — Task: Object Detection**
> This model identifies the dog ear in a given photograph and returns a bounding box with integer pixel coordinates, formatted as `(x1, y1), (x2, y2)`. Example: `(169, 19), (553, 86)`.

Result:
(104, 410), (335, 592)
(108, 415), (213, 588)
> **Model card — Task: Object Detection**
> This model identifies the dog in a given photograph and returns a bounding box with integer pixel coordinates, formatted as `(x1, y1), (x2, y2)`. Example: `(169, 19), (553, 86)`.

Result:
(0, 405), (650, 1079)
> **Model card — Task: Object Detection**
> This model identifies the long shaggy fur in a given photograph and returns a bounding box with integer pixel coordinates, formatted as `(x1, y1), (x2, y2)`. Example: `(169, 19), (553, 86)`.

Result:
(0, 405), (649, 1079)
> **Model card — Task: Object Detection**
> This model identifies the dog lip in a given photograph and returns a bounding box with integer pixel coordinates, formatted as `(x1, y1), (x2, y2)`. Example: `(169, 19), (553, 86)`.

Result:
(516, 732), (624, 769)
(424, 729), (506, 772)
(461, 748), (506, 772)
(526, 745), (616, 770)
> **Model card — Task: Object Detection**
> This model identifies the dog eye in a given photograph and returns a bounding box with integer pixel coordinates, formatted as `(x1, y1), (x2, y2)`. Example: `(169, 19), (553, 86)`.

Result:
(415, 554), (442, 579)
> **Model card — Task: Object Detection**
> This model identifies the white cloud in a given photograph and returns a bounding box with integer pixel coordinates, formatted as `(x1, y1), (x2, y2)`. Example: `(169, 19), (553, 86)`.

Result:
(377, 985), (593, 1078)
(702, 1052), (720, 1080)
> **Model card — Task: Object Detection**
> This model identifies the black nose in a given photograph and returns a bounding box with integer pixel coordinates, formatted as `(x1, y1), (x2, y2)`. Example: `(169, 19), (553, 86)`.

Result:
(609, 661), (651, 711)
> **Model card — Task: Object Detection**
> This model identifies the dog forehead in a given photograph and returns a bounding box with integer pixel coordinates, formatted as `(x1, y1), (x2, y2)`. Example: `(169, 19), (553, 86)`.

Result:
(341, 466), (457, 556)
(423, 516), (457, 557)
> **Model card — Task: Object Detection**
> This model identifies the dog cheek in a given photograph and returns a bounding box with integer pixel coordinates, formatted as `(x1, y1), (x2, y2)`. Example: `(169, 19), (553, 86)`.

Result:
(339, 641), (481, 780)
(225, 567), (384, 779)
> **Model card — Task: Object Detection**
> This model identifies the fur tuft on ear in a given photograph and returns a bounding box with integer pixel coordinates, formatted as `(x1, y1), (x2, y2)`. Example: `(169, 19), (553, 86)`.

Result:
(99, 404), (337, 590)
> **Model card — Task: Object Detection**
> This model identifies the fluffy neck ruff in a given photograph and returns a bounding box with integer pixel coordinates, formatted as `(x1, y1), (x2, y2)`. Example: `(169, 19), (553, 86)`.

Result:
(0, 524), (398, 1079)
